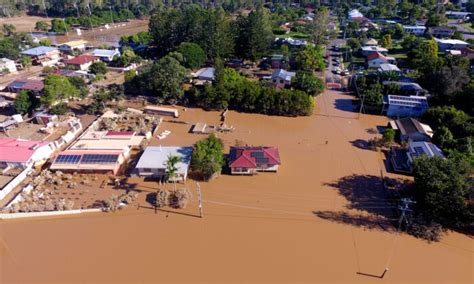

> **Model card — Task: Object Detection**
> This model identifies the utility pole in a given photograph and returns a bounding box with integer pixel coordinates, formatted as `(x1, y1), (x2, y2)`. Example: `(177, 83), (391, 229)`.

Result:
(63, 19), (69, 36)
(74, 2), (80, 18)
(196, 182), (203, 218)
(41, 0), (49, 18)
(381, 198), (415, 279)
(109, 6), (115, 26)
(87, 2), (94, 32)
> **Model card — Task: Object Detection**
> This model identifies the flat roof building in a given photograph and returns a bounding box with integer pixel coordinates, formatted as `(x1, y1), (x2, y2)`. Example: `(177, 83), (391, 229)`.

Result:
(384, 95), (429, 117)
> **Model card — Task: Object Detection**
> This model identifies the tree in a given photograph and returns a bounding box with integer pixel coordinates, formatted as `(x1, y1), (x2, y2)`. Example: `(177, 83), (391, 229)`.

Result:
(412, 155), (473, 228)
(307, 7), (330, 45)
(191, 134), (225, 180)
(49, 103), (69, 115)
(41, 75), (79, 107)
(176, 42), (206, 69)
(14, 90), (32, 114)
(347, 38), (361, 51)
(67, 76), (88, 97)
(166, 154), (181, 190)
(35, 21), (50, 32)
(235, 6), (273, 60)
(295, 45), (325, 72)
(89, 61), (108, 75)
(381, 34), (392, 48)
(136, 55), (188, 104)
(113, 46), (140, 67)
(19, 56), (32, 70)
(361, 82), (383, 109)
(432, 126), (454, 149)
(2, 24), (15, 36)
(51, 19), (70, 33)
(382, 128), (396, 145)
(293, 72), (324, 96)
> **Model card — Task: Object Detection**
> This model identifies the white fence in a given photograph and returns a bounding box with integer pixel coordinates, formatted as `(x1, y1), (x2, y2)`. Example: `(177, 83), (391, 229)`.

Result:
(0, 167), (31, 201)
(0, 208), (102, 220)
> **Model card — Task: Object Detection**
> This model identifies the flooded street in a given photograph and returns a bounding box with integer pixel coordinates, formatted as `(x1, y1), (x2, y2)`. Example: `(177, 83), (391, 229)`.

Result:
(1, 89), (472, 283)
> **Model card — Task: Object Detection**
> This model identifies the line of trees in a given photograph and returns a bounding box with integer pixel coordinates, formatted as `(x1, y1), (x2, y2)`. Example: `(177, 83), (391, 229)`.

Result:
(193, 66), (315, 116)
(149, 5), (274, 60)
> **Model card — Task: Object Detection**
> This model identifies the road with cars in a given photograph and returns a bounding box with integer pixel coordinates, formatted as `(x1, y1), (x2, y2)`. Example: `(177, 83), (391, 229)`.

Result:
(325, 38), (347, 87)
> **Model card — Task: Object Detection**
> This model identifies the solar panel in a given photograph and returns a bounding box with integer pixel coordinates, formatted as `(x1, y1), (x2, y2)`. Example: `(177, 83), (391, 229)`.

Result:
(251, 152), (265, 158)
(413, 146), (426, 157)
(255, 157), (269, 163)
(81, 154), (118, 164)
(55, 154), (82, 164)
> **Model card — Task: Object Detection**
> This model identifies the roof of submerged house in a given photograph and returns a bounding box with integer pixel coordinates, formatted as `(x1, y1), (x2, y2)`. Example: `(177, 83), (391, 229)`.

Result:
(228, 146), (281, 168)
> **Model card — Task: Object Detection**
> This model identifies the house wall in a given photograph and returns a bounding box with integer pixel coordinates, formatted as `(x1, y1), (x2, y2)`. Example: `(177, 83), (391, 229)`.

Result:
(401, 133), (430, 142)
(0, 61), (17, 73)
(368, 58), (386, 69)
(387, 105), (426, 117)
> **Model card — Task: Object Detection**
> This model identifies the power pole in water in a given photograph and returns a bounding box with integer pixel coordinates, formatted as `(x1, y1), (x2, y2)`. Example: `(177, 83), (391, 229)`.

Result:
(196, 182), (203, 218)
(381, 198), (415, 279)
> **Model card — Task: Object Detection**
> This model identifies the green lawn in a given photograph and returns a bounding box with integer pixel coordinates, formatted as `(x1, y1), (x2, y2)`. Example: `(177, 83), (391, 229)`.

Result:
(461, 23), (474, 33)
(277, 32), (310, 39)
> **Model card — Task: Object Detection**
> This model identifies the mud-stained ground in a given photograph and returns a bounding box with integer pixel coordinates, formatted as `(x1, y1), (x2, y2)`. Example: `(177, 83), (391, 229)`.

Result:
(1, 90), (473, 283)
(1, 16), (148, 46)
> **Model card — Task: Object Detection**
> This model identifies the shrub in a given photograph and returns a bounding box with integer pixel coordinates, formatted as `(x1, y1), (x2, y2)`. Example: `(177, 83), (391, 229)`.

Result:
(168, 189), (192, 209)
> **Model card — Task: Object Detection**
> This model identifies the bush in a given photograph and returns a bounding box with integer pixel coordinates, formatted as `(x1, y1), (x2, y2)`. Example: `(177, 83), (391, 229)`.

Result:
(407, 214), (444, 242)
(168, 189), (192, 209)
(49, 103), (69, 115)
(155, 189), (168, 208)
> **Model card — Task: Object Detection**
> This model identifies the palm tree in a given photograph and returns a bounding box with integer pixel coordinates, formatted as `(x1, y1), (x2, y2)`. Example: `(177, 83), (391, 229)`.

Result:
(166, 154), (181, 191)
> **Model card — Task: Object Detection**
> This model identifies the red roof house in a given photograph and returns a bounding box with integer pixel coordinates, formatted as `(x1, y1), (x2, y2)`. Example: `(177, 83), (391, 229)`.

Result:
(64, 55), (98, 71)
(0, 138), (54, 168)
(6, 79), (44, 93)
(367, 51), (395, 69)
(228, 146), (281, 175)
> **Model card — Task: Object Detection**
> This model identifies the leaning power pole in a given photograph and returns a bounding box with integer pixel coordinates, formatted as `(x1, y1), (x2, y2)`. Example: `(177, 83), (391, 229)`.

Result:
(381, 198), (415, 279)
(196, 182), (203, 218)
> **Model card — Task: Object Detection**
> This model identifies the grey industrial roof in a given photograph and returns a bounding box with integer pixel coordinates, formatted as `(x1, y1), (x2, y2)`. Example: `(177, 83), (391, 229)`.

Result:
(21, 46), (58, 56)
(135, 146), (193, 175)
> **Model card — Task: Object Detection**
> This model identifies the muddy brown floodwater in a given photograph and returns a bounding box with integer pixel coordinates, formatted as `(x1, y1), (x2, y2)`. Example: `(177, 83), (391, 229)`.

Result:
(1, 89), (473, 283)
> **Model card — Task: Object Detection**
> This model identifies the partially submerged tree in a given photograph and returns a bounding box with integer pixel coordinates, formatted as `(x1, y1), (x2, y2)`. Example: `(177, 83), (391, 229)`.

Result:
(191, 134), (224, 180)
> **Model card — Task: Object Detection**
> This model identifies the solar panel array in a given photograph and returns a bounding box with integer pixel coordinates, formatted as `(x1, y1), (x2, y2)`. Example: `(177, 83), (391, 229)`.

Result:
(413, 146), (426, 157)
(54, 154), (119, 165)
(55, 155), (82, 164)
(388, 95), (428, 107)
(251, 152), (265, 158)
(81, 154), (119, 164)
(255, 157), (269, 164)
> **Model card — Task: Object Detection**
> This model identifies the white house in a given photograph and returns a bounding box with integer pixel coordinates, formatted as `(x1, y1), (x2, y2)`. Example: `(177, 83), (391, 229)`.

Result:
(270, 69), (296, 88)
(92, 49), (121, 62)
(435, 38), (469, 51)
(361, 46), (388, 56)
(403, 25), (427, 36)
(134, 146), (193, 182)
(0, 58), (17, 73)
(58, 40), (87, 54)
(367, 52), (395, 69)
(64, 55), (99, 71)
